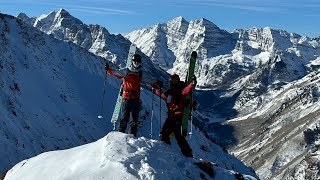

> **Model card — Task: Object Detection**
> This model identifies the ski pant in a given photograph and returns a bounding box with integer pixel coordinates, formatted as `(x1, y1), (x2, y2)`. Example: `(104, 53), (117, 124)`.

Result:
(160, 115), (193, 157)
(118, 98), (140, 137)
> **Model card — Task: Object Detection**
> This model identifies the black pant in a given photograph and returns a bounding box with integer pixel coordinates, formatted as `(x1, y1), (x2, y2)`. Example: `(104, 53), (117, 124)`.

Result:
(160, 116), (193, 156)
(118, 98), (140, 136)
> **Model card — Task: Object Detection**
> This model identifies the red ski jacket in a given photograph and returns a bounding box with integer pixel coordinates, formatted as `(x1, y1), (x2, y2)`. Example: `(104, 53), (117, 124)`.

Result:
(107, 69), (141, 99)
(151, 82), (194, 118)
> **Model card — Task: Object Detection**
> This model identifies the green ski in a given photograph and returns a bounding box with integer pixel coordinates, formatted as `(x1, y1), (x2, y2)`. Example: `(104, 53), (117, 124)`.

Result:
(182, 51), (197, 136)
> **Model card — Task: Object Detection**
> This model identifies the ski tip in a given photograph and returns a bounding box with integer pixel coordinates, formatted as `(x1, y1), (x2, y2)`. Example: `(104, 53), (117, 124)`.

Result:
(191, 51), (197, 58)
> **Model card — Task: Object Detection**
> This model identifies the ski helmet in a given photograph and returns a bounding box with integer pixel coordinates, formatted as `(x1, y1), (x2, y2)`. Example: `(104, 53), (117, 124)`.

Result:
(169, 74), (180, 88)
(132, 54), (141, 63)
(170, 74), (180, 82)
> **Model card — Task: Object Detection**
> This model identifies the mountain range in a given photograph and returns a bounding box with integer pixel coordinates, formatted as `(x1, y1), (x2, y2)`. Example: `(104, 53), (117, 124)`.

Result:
(125, 14), (320, 180)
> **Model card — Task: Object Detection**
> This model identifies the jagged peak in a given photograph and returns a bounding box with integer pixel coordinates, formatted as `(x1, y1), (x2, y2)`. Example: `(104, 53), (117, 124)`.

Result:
(192, 18), (219, 29)
(54, 8), (73, 19)
(34, 8), (84, 33)
(168, 16), (188, 24)
(263, 27), (289, 34)
(37, 8), (75, 22)
(175, 16), (186, 22)
(16, 12), (36, 26)
(57, 8), (68, 13)
(17, 12), (29, 19)
(154, 23), (161, 28)
(235, 27), (261, 33)
(290, 32), (302, 39)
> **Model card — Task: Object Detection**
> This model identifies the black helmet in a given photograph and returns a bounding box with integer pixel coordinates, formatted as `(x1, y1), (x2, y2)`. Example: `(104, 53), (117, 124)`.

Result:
(132, 54), (141, 63)
(170, 74), (180, 82)
(169, 74), (182, 91)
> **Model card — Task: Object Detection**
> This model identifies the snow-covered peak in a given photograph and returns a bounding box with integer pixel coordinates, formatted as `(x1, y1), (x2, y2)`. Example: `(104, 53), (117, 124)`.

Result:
(5, 132), (258, 180)
(187, 18), (222, 37)
(260, 27), (292, 51)
(31, 8), (94, 51)
(23, 9), (167, 83)
(166, 16), (188, 34)
(193, 18), (219, 29)
(167, 16), (187, 26)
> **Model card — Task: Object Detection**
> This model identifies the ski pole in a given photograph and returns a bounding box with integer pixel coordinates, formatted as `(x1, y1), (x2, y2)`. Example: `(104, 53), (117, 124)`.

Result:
(159, 87), (162, 136)
(98, 72), (107, 119)
(150, 88), (154, 138)
(189, 84), (196, 138)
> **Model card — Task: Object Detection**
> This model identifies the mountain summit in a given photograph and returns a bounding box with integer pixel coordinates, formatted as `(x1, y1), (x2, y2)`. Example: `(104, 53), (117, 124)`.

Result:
(5, 132), (258, 180)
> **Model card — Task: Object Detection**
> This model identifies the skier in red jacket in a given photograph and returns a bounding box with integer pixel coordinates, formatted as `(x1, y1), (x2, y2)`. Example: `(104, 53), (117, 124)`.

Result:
(105, 54), (142, 137)
(151, 74), (196, 157)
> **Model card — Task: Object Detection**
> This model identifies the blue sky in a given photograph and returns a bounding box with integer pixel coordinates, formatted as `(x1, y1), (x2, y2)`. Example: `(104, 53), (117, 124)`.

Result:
(1, 0), (319, 37)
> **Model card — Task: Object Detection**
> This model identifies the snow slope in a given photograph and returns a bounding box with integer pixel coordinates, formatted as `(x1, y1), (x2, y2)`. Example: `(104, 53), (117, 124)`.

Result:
(0, 13), (118, 172)
(5, 132), (258, 180)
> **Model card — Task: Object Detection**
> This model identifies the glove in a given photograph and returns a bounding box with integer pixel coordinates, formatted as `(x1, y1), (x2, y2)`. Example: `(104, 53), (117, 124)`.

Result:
(104, 63), (109, 71)
(156, 80), (163, 88)
(192, 75), (197, 85)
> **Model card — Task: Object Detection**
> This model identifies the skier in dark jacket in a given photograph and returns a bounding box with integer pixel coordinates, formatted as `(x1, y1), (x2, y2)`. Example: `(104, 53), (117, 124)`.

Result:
(151, 74), (196, 157)
(105, 54), (142, 137)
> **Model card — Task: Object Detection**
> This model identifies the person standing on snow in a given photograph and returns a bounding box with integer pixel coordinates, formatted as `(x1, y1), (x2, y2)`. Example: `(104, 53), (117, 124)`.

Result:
(104, 54), (142, 137)
(151, 74), (196, 157)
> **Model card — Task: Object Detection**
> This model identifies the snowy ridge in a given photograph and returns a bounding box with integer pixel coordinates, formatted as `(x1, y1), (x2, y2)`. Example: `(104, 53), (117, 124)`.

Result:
(5, 132), (258, 180)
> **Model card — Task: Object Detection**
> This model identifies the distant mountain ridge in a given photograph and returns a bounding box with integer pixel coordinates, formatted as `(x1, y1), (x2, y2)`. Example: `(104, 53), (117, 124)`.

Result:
(126, 17), (319, 88)
(124, 15), (320, 180)
(17, 9), (168, 84)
